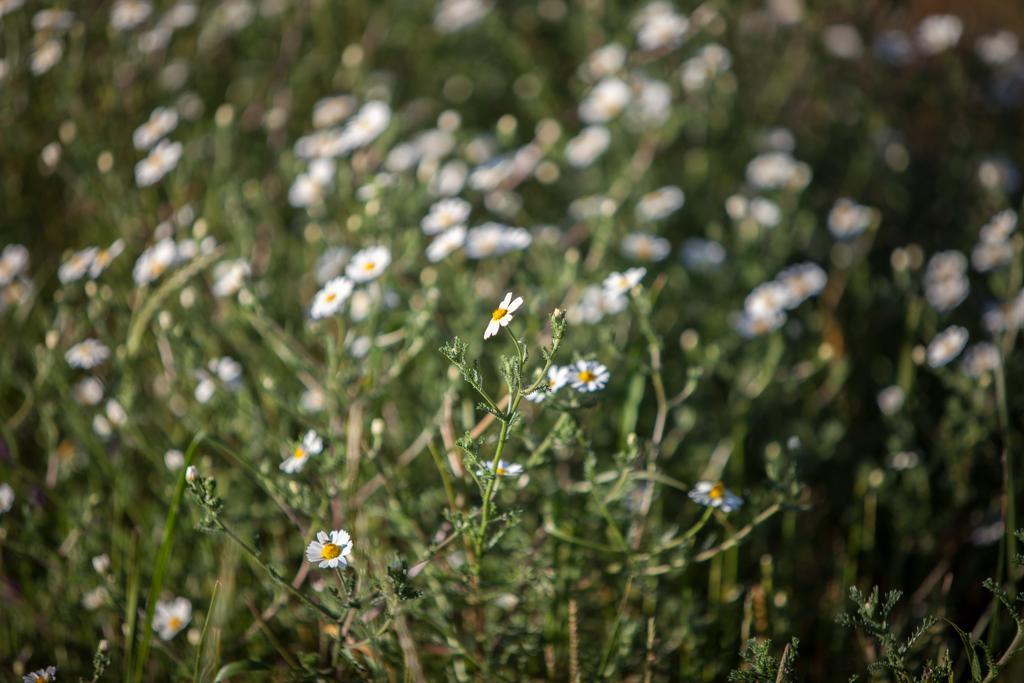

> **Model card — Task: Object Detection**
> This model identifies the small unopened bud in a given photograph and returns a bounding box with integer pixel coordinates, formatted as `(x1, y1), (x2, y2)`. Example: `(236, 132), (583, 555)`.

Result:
(98, 639), (109, 652)
(371, 418), (385, 437)
(185, 465), (199, 483)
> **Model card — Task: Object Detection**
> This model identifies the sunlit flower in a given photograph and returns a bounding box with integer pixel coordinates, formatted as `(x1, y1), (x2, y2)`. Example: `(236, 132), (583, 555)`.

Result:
(734, 309), (786, 338)
(565, 126), (610, 168)
(310, 276), (354, 319)
(582, 43), (627, 80)
(636, 186), (684, 220)
(963, 342), (1001, 378)
(688, 481), (743, 512)
(30, 40), (64, 76)
(88, 239), (125, 279)
(153, 597), (191, 640)
(526, 365), (570, 403)
(280, 430), (323, 474)
(135, 138), (183, 187)
(603, 267), (646, 297)
(621, 232), (670, 262)
(422, 198), (471, 235)
(338, 101), (391, 153)
(569, 359), (609, 392)
(434, 0), (490, 33)
(133, 238), (177, 285)
(828, 198), (874, 239)
(211, 259), (250, 297)
(744, 282), (789, 320)
(110, 0), (151, 31)
(66, 339), (110, 369)
(58, 247), (99, 284)
(578, 78), (631, 124)
(484, 291), (524, 340)
(72, 377), (104, 406)
(924, 250), (969, 313)
(927, 325), (969, 368)
(22, 666), (57, 683)
(346, 246), (391, 283)
(725, 195), (781, 229)
(776, 262), (827, 307)
(877, 385), (905, 416)
(478, 459), (524, 477)
(917, 14), (962, 56)
(745, 152), (811, 192)
(306, 529), (353, 569)
(680, 43), (732, 91)
(634, 1), (689, 52)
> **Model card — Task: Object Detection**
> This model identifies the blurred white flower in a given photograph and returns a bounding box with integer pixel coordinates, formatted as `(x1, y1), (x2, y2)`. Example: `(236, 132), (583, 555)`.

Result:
(976, 30), (1019, 67)
(745, 152), (812, 191)
(603, 267), (646, 297)
(211, 259), (250, 298)
(569, 359), (609, 392)
(133, 238), (177, 285)
(306, 529), (353, 569)
(565, 126), (610, 168)
(135, 138), (183, 187)
(346, 246), (391, 283)
(66, 339), (110, 369)
(0, 482), (13, 514)
(828, 198), (874, 239)
(688, 481), (742, 512)
(745, 282), (789, 320)
(434, 0), (490, 33)
(312, 94), (356, 128)
(164, 449), (185, 470)
(89, 239), (126, 279)
(478, 459), (524, 477)
(59, 247), (99, 284)
(734, 309), (786, 338)
(634, 1), (688, 52)
(280, 430), (323, 474)
(682, 238), (726, 271)
(822, 24), (864, 60)
(636, 186), (684, 221)
(568, 284), (627, 325)
(917, 14), (962, 56)
(110, 0), (152, 32)
(963, 342), (1001, 378)
(72, 377), (104, 406)
(621, 232), (670, 262)
(464, 223), (531, 259)
(980, 209), (1017, 244)
(30, 40), (64, 76)
(680, 44), (733, 92)
(153, 597), (191, 640)
(877, 385), (905, 416)
(484, 291), (524, 340)
(927, 325), (969, 368)
(776, 262), (827, 307)
(426, 225), (466, 263)
(582, 43), (627, 80)
(338, 101), (391, 153)
(526, 365), (570, 403)
(578, 78), (631, 124)
(0, 245), (29, 286)
(422, 198), (471, 235)
(310, 276), (354, 319)
(0, 0), (25, 19)
(32, 8), (74, 32)
(924, 250), (969, 313)
(972, 241), (1014, 273)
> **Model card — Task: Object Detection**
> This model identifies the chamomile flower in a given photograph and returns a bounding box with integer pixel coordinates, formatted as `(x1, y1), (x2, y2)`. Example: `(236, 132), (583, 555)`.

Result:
(927, 325), (969, 368)
(133, 238), (177, 285)
(478, 459), (525, 477)
(346, 246), (391, 283)
(310, 276), (354, 319)
(211, 259), (250, 298)
(744, 282), (789, 320)
(312, 94), (356, 129)
(306, 529), (353, 569)
(621, 232), (670, 262)
(917, 14), (962, 56)
(0, 482), (13, 514)
(0, 244), (30, 286)
(464, 223), (532, 259)
(688, 481), (743, 512)
(603, 267), (646, 297)
(565, 126), (611, 168)
(828, 198), (874, 240)
(88, 239), (125, 279)
(578, 77), (631, 124)
(22, 666), (57, 683)
(426, 225), (466, 262)
(776, 262), (827, 307)
(338, 101), (391, 153)
(280, 430), (323, 474)
(745, 152), (812, 191)
(569, 359), (610, 392)
(484, 291), (524, 340)
(58, 247), (99, 284)
(422, 198), (471, 235)
(133, 107), (178, 150)
(636, 186), (685, 220)
(135, 138), (183, 187)
(66, 339), (110, 369)
(153, 597), (191, 640)
(526, 365), (570, 403)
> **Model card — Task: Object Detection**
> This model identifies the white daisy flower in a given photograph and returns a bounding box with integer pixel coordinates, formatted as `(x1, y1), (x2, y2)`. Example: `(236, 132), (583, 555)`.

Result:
(578, 77), (631, 124)
(877, 385), (906, 416)
(310, 276), (354, 319)
(464, 223), (532, 259)
(776, 262), (827, 307)
(346, 246), (391, 283)
(484, 291), (524, 340)
(569, 359), (610, 392)
(211, 259), (251, 298)
(681, 238), (726, 270)
(133, 238), (177, 285)
(164, 449), (185, 470)
(422, 198), (471, 235)
(822, 24), (864, 60)
(133, 107), (177, 150)
(828, 198), (874, 240)
(725, 195), (781, 229)
(305, 529), (353, 569)
(30, 40), (63, 76)
(567, 284), (628, 325)
(72, 377), (104, 406)
(603, 267), (647, 297)
(0, 482), (13, 514)
(135, 138), (183, 187)
(962, 342), (1001, 378)
(917, 14), (962, 55)
(152, 597), (191, 640)
(980, 209), (1017, 244)
(734, 309), (786, 338)
(924, 250), (969, 313)
(0, 0), (26, 20)
(280, 430), (323, 474)
(434, 0), (491, 33)
(565, 126), (611, 168)
(338, 101), (391, 154)
(744, 282), (789, 319)
(477, 459), (525, 478)
(312, 94), (356, 129)
(972, 241), (1014, 273)
(745, 152), (812, 191)
(110, 0), (152, 31)
(0, 244), (29, 286)
(426, 225), (466, 263)
(526, 365), (570, 403)
(22, 666), (57, 683)
(927, 325), (969, 368)
(976, 30), (1019, 67)
(621, 232), (670, 262)
(634, 1), (689, 52)
(636, 186), (684, 221)
(66, 339), (110, 369)
(688, 481), (743, 512)
(88, 239), (125, 279)
(582, 42), (627, 80)
(58, 247), (99, 284)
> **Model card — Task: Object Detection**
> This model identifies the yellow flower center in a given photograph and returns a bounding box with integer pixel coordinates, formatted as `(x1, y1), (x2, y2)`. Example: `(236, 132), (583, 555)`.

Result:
(496, 466), (507, 475)
(168, 616), (182, 631)
(325, 292), (337, 302)
(293, 446), (306, 459)
(321, 543), (342, 560)
(362, 261), (376, 272)
(491, 307), (508, 321)
(708, 482), (725, 500)
(578, 370), (595, 383)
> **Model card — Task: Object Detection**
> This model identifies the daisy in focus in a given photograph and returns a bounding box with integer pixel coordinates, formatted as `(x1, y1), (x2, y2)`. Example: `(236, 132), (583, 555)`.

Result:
(306, 529), (353, 569)
(477, 459), (525, 478)
(310, 276), (354, 319)
(23, 666), (57, 683)
(280, 430), (323, 474)
(484, 291), (524, 340)
(526, 365), (570, 403)
(152, 596), (191, 640)
(66, 339), (110, 369)
(346, 245), (391, 282)
(688, 481), (743, 513)
(569, 359), (610, 392)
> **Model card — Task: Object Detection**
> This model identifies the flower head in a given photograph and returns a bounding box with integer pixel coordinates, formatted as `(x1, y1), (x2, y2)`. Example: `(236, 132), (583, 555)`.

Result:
(927, 325), (969, 368)
(135, 138), (183, 187)
(346, 246), (391, 283)
(422, 198), (471, 235)
(306, 529), (353, 569)
(688, 481), (743, 512)
(526, 365), (570, 403)
(66, 339), (110, 369)
(603, 267), (646, 298)
(280, 430), (323, 474)
(310, 276), (354, 319)
(484, 291), (524, 340)
(23, 666), (57, 683)
(153, 597), (191, 640)
(569, 359), (609, 392)
(478, 459), (525, 478)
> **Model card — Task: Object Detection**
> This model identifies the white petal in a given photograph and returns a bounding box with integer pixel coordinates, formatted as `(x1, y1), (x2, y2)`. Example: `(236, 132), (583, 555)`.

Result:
(500, 292), (513, 308)
(507, 296), (523, 313)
